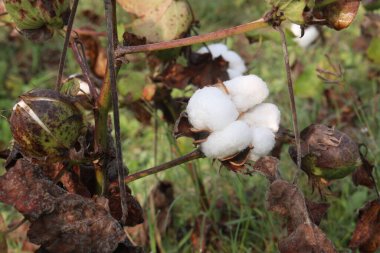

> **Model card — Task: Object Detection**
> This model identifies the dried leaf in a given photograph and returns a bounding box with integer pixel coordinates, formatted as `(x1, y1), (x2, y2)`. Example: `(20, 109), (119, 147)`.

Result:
(249, 156), (279, 182)
(349, 199), (380, 253)
(266, 180), (310, 232)
(27, 194), (126, 253)
(278, 223), (337, 253)
(305, 199), (330, 226)
(108, 184), (144, 226)
(352, 155), (375, 189)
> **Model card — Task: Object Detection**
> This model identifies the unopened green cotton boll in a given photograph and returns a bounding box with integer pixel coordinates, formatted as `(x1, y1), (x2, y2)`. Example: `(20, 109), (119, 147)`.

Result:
(10, 89), (83, 162)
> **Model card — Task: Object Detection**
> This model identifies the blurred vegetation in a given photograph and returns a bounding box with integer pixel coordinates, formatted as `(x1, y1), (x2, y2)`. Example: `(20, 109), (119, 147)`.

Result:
(0, 0), (379, 252)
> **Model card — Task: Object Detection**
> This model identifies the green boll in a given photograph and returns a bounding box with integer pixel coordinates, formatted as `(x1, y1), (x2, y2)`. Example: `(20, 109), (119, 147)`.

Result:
(4, 0), (70, 41)
(10, 89), (84, 162)
(289, 124), (361, 181)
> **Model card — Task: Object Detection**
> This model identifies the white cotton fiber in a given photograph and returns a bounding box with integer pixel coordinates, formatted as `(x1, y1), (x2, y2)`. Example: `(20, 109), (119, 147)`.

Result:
(186, 86), (238, 131)
(222, 51), (247, 73)
(197, 43), (228, 57)
(249, 127), (276, 161)
(223, 75), (269, 112)
(240, 103), (280, 133)
(290, 24), (319, 48)
(200, 121), (252, 159)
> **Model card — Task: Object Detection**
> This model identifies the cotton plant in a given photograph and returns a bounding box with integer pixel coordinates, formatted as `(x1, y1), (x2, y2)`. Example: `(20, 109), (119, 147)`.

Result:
(197, 43), (247, 79)
(175, 74), (280, 171)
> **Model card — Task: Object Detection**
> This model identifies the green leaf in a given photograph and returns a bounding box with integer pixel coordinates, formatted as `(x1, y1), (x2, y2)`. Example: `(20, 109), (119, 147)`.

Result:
(367, 37), (380, 64)
(268, 0), (314, 24)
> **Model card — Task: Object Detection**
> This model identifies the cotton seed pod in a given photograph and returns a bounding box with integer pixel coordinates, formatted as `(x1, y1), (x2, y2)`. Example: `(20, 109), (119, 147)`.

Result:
(4, 0), (70, 41)
(10, 89), (84, 162)
(186, 86), (238, 131)
(289, 124), (361, 181)
(223, 75), (269, 112)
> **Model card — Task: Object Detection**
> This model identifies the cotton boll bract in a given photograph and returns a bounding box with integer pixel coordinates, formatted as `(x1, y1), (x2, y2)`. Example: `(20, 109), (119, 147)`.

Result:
(241, 103), (280, 133)
(200, 121), (252, 159)
(249, 127), (276, 161)
(223, 75), (269, 112)
(186, 87), (239, 131)
(290, 24), (319, 48)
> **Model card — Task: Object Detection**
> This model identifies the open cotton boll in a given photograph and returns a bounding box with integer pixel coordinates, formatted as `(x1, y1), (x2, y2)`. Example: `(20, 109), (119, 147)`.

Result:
(290, 24), (319, 48)
(197, 43), (228, 57)
(200, 121), (252, 159)
(249, 127), (276, 161)
(241, 103), (280, 133)
(227, 69), (242, 79)
(186, 87), (239, 131)
(223, 75), (269, 112)
(222, 51), (247, 74)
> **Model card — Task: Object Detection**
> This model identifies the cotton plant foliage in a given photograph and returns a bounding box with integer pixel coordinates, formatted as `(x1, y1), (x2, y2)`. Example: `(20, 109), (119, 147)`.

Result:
(184, 74), (281, 166)
(197, 43), (247, 79)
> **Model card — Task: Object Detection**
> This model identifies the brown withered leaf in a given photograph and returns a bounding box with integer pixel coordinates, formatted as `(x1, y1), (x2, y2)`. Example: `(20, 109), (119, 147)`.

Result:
(305, 199), (330, 226)
(349, 199), (380, 253)
(0, 159), (65, 219)
(352, 155), (376, 189)
(266, 180), (310, 233)
(278, 223), (337, 253)
(108, 184), (144, 226)
(249, 156), (279, 182)
(123, 32), (147, 46)
(27, 194), (126, 253)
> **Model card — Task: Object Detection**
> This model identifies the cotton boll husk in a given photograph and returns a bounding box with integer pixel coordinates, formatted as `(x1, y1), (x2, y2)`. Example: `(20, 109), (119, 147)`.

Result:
(290, 24), (319, 48)
(200, 121), (252, 159)
(240, 103), (281, 133)
(249, 127), (276, 161)
(223, 75), (269, 112)
(186, 87), (239, 131)
(197, 43), (228, 57)
(222, 51), (247, 74)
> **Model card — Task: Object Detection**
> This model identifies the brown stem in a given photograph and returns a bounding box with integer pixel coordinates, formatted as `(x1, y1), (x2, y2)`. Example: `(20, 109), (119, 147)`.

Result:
(275, 26), (302, 184)
(124, 149), (204, 184)
(115, 18), (269, 57)
(104, 0), (129, 225)
(56, 0), (79, 91)
(71, 39), (98, 99)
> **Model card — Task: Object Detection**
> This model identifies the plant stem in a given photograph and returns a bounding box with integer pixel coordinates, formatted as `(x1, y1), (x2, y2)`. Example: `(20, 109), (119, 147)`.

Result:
(124, 149), (204, 184)
(104, 0), (129, 225)
(56, 0), (79, 91)
(275, 26), (302, 184)
(115, 18), (269, 57)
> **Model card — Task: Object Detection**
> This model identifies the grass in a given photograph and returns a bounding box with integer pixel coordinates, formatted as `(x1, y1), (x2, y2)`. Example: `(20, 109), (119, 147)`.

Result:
(0, 0), (380, 252)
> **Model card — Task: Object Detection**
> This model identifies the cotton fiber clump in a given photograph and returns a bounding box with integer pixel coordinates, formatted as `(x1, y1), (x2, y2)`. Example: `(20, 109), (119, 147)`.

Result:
(186, 87), (238, 131)
(186, 74), (281, 163)
(197, 43), (247, 79)
(224, 75), (269, 112)
(200, 121), (252, 159)
(240, 103), (281, 132)
(290, 24), (319, 48)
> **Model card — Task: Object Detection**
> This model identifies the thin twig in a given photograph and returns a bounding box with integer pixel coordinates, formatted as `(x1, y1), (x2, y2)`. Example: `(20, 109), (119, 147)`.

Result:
(124, 149), (204, 184)
(56, 0), (79, 91)
(1, 218), (27, 235)
(104, 0), (129, 225)
(275, 26), (302, 184)
(71, 39), (99, 99)
(115, 18), (269, 57)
